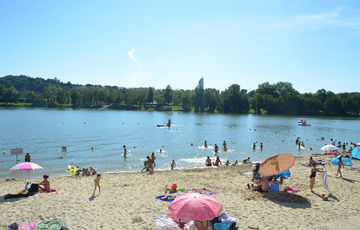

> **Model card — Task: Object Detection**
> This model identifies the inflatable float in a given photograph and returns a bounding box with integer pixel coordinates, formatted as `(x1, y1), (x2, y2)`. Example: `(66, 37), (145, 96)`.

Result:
(331, 155), (353, 166)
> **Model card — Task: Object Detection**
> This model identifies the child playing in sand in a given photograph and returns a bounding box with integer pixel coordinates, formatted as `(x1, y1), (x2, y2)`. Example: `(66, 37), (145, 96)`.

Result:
(93, 174), (101, 195)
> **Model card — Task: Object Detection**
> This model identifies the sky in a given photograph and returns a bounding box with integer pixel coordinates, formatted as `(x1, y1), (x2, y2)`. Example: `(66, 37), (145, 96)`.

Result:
(0, 0), (359, 93)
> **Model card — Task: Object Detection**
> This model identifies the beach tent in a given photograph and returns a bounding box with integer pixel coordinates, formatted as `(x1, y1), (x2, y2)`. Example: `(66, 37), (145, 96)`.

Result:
(352, 146), (360, 160)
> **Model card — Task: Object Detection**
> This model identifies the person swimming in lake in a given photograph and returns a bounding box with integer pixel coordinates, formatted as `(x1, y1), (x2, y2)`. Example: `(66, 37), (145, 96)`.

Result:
(214, 144), (219, 153)
(38, 175), (50, 192)
(123, 145), (127, 157)
(205, 156), (212, 166)
(223, 141), (227, 152)
(204, 141), (208, 148)
(213, 156), (222, 166)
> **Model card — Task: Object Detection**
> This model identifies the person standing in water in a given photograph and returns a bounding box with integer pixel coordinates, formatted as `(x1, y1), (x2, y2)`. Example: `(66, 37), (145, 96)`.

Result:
(167, 118), (171, 127)
(123, 145), (127, 157)
(25, 153), (31, 162)
(260, 143), (263, 150)
(252, 143), (256, 150)
(223, 141), (227, 152)
(151, 152), (156, 168)
(204, 141), (208, 148)
(214, 144), (219, 153)
(171, 160), (176, 170)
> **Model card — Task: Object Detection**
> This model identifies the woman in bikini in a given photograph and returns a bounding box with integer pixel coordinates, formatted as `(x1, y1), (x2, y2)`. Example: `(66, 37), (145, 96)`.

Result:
(38, 175), (50, 192)
(310, 163), (322, 193)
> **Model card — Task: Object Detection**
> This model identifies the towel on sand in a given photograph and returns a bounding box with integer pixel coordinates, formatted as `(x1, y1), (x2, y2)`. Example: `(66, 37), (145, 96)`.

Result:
(18, 221), (38, 230)
(153, 215), (178, 229)
(156, 195), (175, 203)
(39, 188), (59, 194)
(36, 218), (68, 230)
(192, 188), (217, 195)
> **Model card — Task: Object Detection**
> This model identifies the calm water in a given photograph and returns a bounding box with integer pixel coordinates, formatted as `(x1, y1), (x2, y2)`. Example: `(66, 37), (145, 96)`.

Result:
(0, 108), (359, 179)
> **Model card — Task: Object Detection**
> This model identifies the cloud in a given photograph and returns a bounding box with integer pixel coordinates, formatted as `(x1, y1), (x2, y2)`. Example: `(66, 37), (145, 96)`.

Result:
(266, 9), (360, 32)
(127, 49), (141, 67)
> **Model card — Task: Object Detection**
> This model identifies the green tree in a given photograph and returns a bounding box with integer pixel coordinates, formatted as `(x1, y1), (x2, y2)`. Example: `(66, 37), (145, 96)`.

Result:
(194, 78), (204, 112)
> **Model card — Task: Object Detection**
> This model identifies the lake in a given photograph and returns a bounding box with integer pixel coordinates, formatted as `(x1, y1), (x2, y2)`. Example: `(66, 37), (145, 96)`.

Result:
(0, 108), (359, 179)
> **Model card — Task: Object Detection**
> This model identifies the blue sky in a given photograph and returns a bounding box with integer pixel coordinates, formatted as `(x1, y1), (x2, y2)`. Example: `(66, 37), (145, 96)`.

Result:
(0, 0), (359, 93)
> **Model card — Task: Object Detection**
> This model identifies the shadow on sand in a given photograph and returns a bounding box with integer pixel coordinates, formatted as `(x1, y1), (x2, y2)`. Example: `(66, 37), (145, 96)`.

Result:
(263, 192), (311, 209)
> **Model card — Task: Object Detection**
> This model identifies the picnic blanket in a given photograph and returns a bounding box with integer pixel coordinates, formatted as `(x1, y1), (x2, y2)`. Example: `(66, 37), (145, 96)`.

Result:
(153, 215), (179, 229)
(192, 188), (217, 195)
(18, 221), (38, 230)
(156, 195), (176, 203)
(36, 218), (68, 230)
(39, 188), (59, 194)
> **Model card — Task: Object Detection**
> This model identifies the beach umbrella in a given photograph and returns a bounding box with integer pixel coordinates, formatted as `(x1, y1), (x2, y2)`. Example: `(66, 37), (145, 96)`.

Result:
(259, 153), (295, 176)
(9, 162), (43, 171)
(168, 193), (222, 221)
(321, 144), (338, 151)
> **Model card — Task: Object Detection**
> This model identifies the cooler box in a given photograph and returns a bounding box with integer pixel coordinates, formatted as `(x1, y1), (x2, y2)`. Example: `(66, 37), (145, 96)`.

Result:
(270, 182), (280, 192)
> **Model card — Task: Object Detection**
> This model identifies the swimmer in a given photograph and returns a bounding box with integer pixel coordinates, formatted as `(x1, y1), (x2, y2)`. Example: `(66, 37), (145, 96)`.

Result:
(260, 143), (263, 150)
(91, 147), (94, 151)
(252, 143), (256, 150)
(191, 143), (194, 147)
(160, 149), (162, 154)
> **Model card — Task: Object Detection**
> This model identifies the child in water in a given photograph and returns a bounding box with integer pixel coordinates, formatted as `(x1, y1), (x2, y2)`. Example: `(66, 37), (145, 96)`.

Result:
(93, 174), (101, 196)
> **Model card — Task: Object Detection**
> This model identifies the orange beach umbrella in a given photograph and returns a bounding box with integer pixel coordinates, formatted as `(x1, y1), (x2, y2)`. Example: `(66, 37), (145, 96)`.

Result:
(259, 153), (295, 176)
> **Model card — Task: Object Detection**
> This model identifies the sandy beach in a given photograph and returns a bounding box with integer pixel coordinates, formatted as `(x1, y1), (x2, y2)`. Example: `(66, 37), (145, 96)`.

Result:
(1, 155), (360, 230)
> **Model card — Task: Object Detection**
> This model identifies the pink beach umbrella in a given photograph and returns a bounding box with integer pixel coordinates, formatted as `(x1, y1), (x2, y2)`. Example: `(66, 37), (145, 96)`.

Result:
(9, 162), (43, 171)
(168, 193), (222, 221)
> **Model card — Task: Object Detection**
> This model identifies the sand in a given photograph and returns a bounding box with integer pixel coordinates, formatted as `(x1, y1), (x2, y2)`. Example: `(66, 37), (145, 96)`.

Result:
(1, 155), (360, 230)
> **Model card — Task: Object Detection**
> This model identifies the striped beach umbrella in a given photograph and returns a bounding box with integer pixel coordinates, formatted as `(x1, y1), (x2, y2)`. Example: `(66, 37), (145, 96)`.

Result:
(259, 153), (295, 176)
(9, 162), (43, 171)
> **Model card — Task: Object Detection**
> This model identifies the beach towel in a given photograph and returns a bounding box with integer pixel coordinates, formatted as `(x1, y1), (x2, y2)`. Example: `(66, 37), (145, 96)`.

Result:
(39, 188), (59, 194)
(18, 221), (38, 230)
(36, 218), (68, 230)
(156, 195), (175, 203)
(219, 213), (237, 223)
(192, 188), (217, 195)
(284, 186), (300, 194)
(322, 170), (329, 190)
(153, 215), (179, 229)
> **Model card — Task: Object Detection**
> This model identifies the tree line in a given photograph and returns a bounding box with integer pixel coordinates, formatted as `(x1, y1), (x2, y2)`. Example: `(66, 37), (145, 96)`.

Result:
(0, 75), (359, 117)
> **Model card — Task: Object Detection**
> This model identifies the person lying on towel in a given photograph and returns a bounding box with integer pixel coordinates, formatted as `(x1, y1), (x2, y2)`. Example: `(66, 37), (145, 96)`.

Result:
(38, 175), (51, 192)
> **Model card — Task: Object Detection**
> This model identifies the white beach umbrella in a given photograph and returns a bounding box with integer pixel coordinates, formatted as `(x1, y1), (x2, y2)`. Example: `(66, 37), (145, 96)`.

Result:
(321, 144), (338, 152)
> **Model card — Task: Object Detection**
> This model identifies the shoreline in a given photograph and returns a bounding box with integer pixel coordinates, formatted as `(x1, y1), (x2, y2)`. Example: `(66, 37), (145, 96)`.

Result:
(2, 153), (323, 181)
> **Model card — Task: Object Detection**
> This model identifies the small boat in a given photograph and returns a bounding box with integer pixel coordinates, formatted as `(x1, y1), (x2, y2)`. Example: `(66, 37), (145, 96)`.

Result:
(157, 124), (170, 128)
(297, 120), (311, 126)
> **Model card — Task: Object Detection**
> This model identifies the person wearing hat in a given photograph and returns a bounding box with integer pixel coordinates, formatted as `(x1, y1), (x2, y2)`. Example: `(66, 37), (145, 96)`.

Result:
(39, 175), (50, 192)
